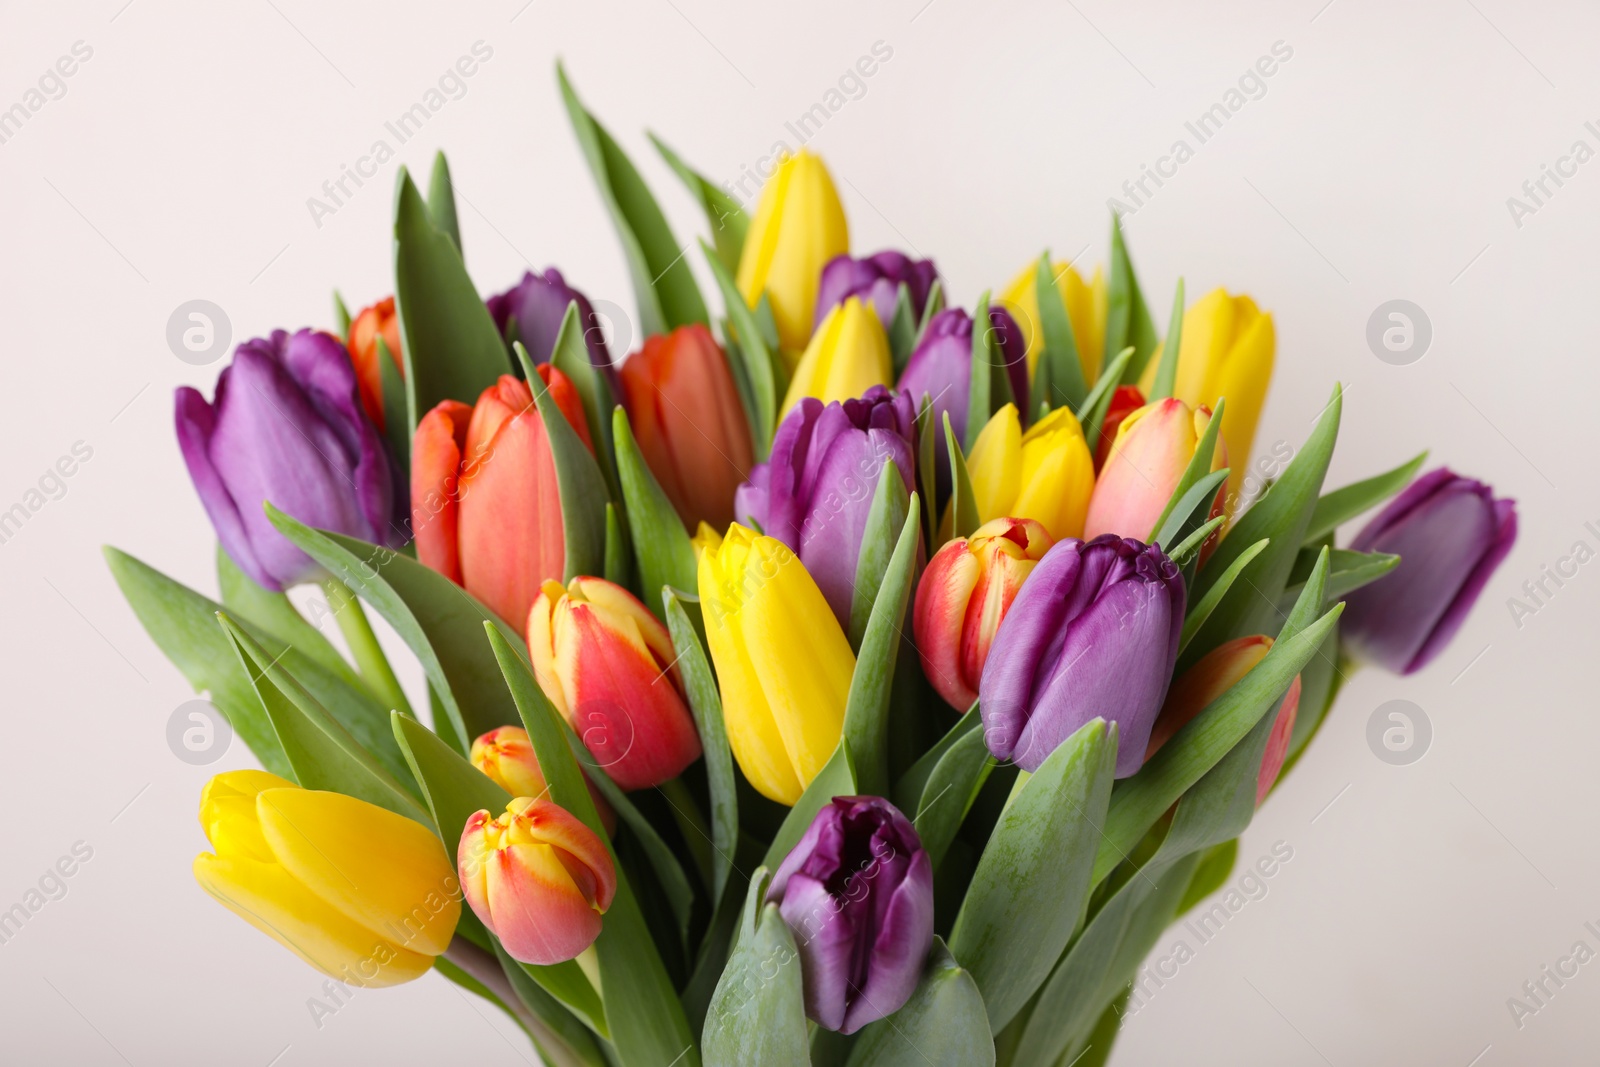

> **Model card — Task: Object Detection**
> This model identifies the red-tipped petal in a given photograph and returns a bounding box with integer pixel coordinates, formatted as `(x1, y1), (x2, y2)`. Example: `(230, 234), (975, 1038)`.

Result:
(412, 400), (472, 584)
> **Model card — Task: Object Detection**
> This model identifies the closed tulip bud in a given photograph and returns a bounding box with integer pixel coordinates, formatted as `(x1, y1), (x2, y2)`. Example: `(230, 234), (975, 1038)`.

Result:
(175, 329), (407, 592)
(470, 726), (617, 834)
(780, 297), (893, 418)
(1342, 469), (1518, 674)
(618, 324), (754, 529)
(767, 796), (934, 1034)
(1144, 635), (1302, 804)
(1085, 398), (1228, 542)
(898, 307), (1031, 451)
(458, 797), (616, 966)
(192, 771), (460, 987)
(347, 297), (404, 432)
(815, 251), (939, 335)
(527, 577), (703, 791)
(999, 259), (1106, 384)
(1094, 385), (1147, 470)
(980, 535), (1185, 776)
(411, 366), (592, 634)
(698, 524), (856, 805)
(1138, 288), (1274, 498)
(965, 405), (1095, 542)
(736, 386), (917, 627)
(736, 149), (849, 356)
(914, 518), (1054, 712)
(486, 268), (619, 395)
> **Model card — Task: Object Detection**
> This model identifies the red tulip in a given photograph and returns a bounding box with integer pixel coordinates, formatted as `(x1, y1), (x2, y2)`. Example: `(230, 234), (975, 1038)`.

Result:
(619, 325), (754, 530)
(347, 297), (404, 432)
(412, 366), (592, 633)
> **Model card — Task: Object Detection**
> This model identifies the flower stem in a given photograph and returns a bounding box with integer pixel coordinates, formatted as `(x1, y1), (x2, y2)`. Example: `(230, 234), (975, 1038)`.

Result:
(658, 776), (714, 890)
(322, 578), (411, 716)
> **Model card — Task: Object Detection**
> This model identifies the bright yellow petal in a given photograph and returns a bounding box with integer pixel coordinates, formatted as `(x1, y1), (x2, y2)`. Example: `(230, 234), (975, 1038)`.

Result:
(199, 770), (296, 862)
(1212, 308), (1275, 497)
(1015, 421), (1095, 540)
(967, 405), (1022, 523)
(737, 150), (848, 356)
(999, 262), (1044, 373)
(1062, 265), (1104, 384)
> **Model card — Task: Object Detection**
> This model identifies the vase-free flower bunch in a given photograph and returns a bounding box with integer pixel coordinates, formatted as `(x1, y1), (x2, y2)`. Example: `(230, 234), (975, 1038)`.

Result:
(109, 66), (1517, 1067)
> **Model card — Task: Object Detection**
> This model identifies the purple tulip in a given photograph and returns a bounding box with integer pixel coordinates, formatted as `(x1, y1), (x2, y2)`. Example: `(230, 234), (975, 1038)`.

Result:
(767, 796), (934, 1034)
(735, 386), (917, 626)
(979, 535), (1185, 777)
(486, 268), (618, 394)
(1342, 468), (1517, 674)
(175, 329), (407, 592)
(815, 251), (939, 335)
(898, 306), (1030, 447)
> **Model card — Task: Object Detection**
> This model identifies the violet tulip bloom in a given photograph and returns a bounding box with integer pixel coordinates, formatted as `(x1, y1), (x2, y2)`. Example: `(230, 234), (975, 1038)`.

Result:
(767, 796), (934, 1034)
(898, 307), (1030, 446)
(175, 329), (407, 591)
(1342, 468), (1517, 674)
(486, 268), (618, 392)
(979, 535), (1185, 777)
(735, 386), (917, 627)
(815, 251), (939, 335)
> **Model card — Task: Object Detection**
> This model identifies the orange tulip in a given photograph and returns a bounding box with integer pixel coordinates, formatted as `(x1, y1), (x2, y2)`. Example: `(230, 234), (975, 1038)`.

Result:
(412, 366), (592, 633)
(458, 797), (616, 966)
(1085, 397), (1226, 543)
(470, 726), (617, 835)
(619, 324), (754, 530)
(348, 297), (404, 431)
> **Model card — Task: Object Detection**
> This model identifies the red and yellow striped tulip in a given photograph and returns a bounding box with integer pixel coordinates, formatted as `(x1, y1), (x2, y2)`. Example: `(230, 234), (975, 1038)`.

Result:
(470, 726), (617, 835)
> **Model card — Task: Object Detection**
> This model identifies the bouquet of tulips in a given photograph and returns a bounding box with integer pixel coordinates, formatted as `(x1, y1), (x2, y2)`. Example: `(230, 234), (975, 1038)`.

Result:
(108, 67), (1518, 1067)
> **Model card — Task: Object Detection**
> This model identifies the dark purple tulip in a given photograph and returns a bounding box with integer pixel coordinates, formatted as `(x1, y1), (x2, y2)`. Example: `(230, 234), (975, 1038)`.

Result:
(815, 251), (939, 335)
(175, 329), (407, 592)
(735, 386), (917, 626)
(486, 268), (619, 394)
(898, 307), (1031, 447)
(1342, 468), (1517, 674)
(767, 796), (934, 1034)
(980, 535), (1185, 777)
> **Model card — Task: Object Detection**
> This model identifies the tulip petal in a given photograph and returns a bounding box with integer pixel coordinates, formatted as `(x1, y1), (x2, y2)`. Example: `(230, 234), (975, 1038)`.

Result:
(412, 400), (472, 584)
(914, 539), (981, 710)
(486, 843), (604, 966)
(847, 851), (935, 1034)
(967, 406), (1021, 524)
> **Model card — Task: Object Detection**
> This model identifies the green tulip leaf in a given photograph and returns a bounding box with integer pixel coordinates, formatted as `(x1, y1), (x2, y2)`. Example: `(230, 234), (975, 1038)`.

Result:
(392, 166), (509, 433)
(1179, 538), (1269, 654)
(649, 132), (749, 277)
(425, 151), (462, 252)
(265, 507), (524, 748)
(333, 290), (352, 338)
(1151, 467), (1229, 556)
(1034, 252), (1088, 412)
(914, 395), (939, 547)
(915, 279), (945, 348)
(215, 543), (350, 685)
(548, 302), (621, 500)
(848, 464), (912, 652)
(557, 63), (707, 336)
(1176, 838), (1239, 918)
(614, 406), (697, 612)
(888, 281), (919, 375)
(702, 240), (777, 458)
(1280, 546), (1400, 609)
(844, 938), (993, 1067)
(514, 341), (611, 583)
(1167, 516), (1225, 567)
(947, 717), (1118, 1034)
(911, 722), (995, 871)
(1302, 449), (1428, 544)
(893, 701), (982, 813)
(1149, 396), (1226, 545)
(1148, 277), (1186, 401)
(603, 502), (631, 588)
(1281, 615), (1345, 773)
(965, 291), (996, 452)
(375, 335), (411, 477)
(1105, 212), (1159, 383)
(703, 870), (809, 1067)
(485, 942), (613, 1067)
(1076, 346), (1134, 449)
(943, 413), (980, 540)
(763, 741), (857, 871)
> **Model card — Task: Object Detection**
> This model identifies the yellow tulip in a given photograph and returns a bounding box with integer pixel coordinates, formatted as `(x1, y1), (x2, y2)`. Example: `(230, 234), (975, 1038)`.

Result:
(736, 149), (849, 358)
(779, 297), (892, 417)
(1000, 259), (1107, 384)
(1138, 287), (1275, 498)
(963, 404), (1095, 542)
(697, 524), (855, 805)
(192, 770), (460, 988)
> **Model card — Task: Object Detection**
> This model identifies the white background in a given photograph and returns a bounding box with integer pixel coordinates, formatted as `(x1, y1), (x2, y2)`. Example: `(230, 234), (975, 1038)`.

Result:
(1, 1), (1595, 1063)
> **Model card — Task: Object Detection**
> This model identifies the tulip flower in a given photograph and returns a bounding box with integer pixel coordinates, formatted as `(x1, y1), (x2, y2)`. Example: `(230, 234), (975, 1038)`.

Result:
(898, 307), (1030, 448)
(1085, 398), (1228, 542)
(175, 329), (408, 592)
(618, 324), (754, 529)
(527, 576), (703, 791)
(964, 404), (1095, 542)
(815, 251), (939, 335)
(1138, 288), (1274, 498)
(914, 518), (1054, 712)
(980, 535), (1185, 776)
(458, 797), (616, 966)
(736, 386), (917, 627)
(698, 524), (856, 805)
(766, 796), (934, 1034)
(1342, 468), (1518, 675)
(1094, 385), (1147, 470)
(411, 366), (593, 633)
(347, 297), (404, 432)
(736, 149), (849, 357)
(780, 297), (893, 417)
(1144, 635), (1302, 804)
(192, 770), (460, 987)
(999, 259), (1106, 383)
(470, 726), (617, 834)
(486, 268), (618, 393)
